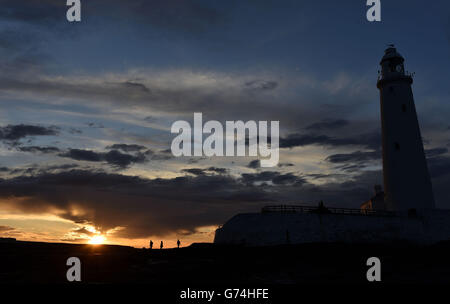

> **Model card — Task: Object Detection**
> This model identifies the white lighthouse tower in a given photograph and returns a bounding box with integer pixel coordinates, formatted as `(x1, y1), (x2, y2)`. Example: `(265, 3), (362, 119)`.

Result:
(377, 46), (435, 213)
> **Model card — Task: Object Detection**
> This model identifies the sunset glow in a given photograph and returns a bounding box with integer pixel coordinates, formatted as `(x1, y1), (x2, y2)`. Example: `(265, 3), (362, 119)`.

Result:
(88, 235), (106, 245)
(0, 0), (449, 251)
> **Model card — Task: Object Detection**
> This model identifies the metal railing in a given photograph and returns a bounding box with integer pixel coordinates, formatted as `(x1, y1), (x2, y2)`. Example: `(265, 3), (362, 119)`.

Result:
(261, 205), (396, 217)
(377, 71), (414, 82)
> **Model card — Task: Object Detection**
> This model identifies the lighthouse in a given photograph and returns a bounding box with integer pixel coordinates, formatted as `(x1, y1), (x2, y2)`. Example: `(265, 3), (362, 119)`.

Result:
(377, 46), (435, 213)
(215, 47), (450, 247)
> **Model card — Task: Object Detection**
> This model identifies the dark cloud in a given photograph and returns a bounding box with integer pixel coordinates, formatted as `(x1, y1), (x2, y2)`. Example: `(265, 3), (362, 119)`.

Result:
(60, 237), (89, 243)
(240, 171), (306, 186)
(9, 168), (35, 175)
(18, 146), (60, 154)
(59, 149), (147, 169)
(326, 150), (380, 164)
(207, 167), (228, 174)
(0, 167), (9, 172)
(60, 149), (102, 162)
(71, 227), (95, 237)
(325, 147), (449, 175)
(0, 225), (15, 232)
(46, 164), (79, 170)
(182, 167), (228, 176)
(336, 164), (372, 172)
(425, 147), (448, 158)
(245, 80), (278, 91)
(0, 124), (58, 141)
(182, 168), (207, 176)
(280, 134), (338, 148)
(86, 122), (104, 128)
(68, 128), (82, 135)
(247, 159), (260, 169)
(144, 116), (156, 123)
(0, 169), (302, 238)
(8, 163), (79, 176)
(122, 81), (150, 93)
(106, 144), (148, 152)
(306, 173), (344, 180)
(149, 149), (174, 161)
(305, 119), (349, 131)
(280, 131), (381, 150)
(327, 151), (380, 173)
(271, 173), (304, 185)
(103, 150), (146, 168)
(0, 170), (262, 238)
(277, 163), (294, 167)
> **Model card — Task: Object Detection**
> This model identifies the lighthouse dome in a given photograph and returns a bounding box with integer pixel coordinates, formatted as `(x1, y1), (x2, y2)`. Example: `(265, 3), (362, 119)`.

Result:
(380, 46), (404, 64)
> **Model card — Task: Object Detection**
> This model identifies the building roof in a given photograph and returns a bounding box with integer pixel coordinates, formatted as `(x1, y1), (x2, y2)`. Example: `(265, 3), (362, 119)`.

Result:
(380, 47), (404, 64)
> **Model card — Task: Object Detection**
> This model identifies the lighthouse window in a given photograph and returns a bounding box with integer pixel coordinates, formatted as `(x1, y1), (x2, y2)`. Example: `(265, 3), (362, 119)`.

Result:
(402, 104), (407, 112)
(395, 142), (400, 150)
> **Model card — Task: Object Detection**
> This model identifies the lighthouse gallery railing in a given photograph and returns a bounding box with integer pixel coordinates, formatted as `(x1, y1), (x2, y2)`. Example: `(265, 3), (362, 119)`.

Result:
(261, 205), (396, 217)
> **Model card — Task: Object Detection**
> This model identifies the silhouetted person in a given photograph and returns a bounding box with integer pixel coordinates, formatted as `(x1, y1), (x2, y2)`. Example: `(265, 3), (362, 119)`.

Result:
(160, 241), (163, 249)
(318, 200), (324, 209)
(149, 240), (153, 250)
(177, 239), (181, 248)
(316, 200), (330, 214)
(408, 208), (418, 218)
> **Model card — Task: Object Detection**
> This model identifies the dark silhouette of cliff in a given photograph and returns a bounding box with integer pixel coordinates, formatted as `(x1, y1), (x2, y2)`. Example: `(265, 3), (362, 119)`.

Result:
(2, 240), (450, 284)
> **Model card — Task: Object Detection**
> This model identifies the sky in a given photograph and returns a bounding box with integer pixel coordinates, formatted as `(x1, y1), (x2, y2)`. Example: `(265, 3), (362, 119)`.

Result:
(0, 0), (449, 248)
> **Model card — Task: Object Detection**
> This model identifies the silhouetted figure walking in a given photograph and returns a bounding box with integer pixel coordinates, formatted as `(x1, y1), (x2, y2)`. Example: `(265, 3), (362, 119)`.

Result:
(316, 200), (330, 214)
(177, 239), (181, 248)
(160, 241), (163, 249)
(149, 240), (153, 250)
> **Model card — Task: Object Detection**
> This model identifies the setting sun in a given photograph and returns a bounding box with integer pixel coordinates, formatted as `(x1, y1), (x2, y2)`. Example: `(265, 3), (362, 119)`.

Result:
(88, 235), (106, 245)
